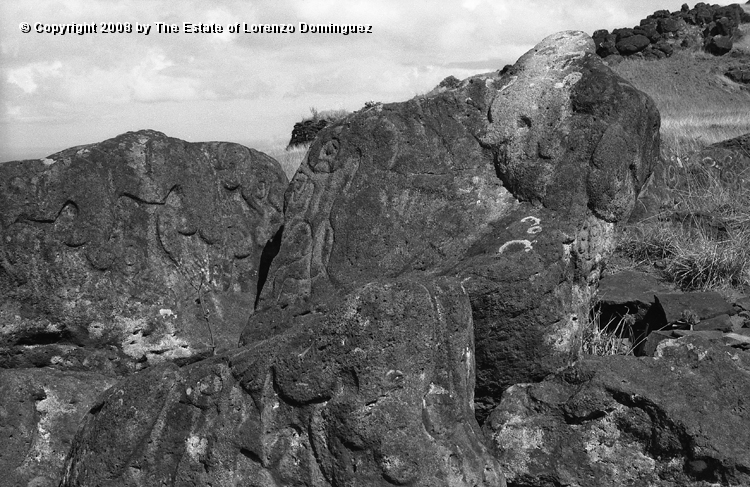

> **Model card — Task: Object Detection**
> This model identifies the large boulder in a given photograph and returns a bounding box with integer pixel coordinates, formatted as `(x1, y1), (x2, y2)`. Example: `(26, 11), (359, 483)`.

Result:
(246, 31), (660, 420)
(483, 335), (750, 486)
(0, 368), (115, 487)
(616, 34), (651, 55)
(60, 277), (505, 486)
(0, 130), (287, 372)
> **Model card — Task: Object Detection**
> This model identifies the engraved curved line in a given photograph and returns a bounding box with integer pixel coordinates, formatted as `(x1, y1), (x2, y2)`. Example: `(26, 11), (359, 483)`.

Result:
(498, 239), (533, 254)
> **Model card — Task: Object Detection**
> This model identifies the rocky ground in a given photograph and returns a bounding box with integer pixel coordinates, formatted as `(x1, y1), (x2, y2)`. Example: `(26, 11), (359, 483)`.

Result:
(2, 6), (750, 487)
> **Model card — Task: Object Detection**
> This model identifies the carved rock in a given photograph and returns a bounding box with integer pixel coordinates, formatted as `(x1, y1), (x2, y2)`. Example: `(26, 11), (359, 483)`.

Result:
(60, 277), (505, 486)
(0, 368), (115, 487)
(0, 130), (287, 372)
(246, 31), (659, 420)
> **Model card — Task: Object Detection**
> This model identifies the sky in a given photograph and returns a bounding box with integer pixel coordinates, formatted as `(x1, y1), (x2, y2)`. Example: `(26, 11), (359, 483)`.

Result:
(0, 0), (737, 161)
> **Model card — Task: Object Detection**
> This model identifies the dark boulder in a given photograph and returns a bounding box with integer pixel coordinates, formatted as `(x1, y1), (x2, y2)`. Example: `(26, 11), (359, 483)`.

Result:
(705, 16), (736, 37)
(727, 67), (750, 84)
(706, 34), (734, 55)
(612, 27), (635, 41)
(287, 118), (329, 148)
(658, 16), (683, 34)
(0, 130), (287, 372)
(616, 34), (651, 55)
(60, 277), (505, 486)
(484, 335), (750, 486)
(634, 23), (661, 42)
(693, 5), (715, 25)
(654, 39), (675, 56)
(595, 32), (619, 57)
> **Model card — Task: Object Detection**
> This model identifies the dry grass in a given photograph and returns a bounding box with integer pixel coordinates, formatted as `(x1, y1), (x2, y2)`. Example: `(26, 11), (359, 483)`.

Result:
(609, 48), (750, 293)
(611, 50), (750, 160)
(582, 309), (638, 356)
(266, 143), (310, 180)
(586, 47), (750, 354)
(616, 161), (750, 291)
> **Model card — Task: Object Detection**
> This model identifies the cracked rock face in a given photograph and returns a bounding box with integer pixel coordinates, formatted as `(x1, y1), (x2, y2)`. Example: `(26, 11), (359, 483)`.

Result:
(483, 335), (750, 487)
(61, 277), (504, 487)
(246, 30), (660, 420)
(0, 130), (287, 372)
(0, 368), (116, 487)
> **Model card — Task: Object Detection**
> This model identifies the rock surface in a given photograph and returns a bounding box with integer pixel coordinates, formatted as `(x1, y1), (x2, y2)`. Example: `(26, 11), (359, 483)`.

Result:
(593, 2), (750, 59)
(0, 130), (287, 372)
(288, 119), (329, 149)
(6, 30), (664, 487)
(61, 277), (505, 487)
(246, 30), (660, 419)
(484, 335), (750, 486)
(632, 132), (750, 221)
(594, 269), (749, 355)
(0, 368), (115, 487)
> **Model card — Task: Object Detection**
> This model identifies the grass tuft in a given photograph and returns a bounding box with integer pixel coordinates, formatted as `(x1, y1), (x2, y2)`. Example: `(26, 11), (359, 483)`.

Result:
(582, 309), (638, 356)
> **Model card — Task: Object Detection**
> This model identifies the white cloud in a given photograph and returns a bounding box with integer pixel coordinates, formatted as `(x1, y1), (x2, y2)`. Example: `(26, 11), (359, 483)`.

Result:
(1, 0), (742, 162)
(7, 61), (63, 94)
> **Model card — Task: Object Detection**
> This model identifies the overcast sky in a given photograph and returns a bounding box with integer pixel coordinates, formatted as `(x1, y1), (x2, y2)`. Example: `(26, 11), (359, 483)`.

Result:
(0, 0), (734, 161)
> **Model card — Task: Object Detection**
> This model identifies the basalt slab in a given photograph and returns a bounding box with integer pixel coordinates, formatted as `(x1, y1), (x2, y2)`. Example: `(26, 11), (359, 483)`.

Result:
(0, 130), (287, 372)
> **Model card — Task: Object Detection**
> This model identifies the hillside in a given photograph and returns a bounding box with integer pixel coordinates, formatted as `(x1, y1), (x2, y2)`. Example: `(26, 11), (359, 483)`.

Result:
(611, 47), (750, 159)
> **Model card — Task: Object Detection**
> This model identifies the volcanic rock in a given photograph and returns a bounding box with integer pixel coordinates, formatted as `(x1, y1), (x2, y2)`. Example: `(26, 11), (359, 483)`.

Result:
(60, 277), (505, 487)
(484, 335), (750, 486)
(0, 368), (115, 487)
(616, 34), (651, 55)
(0, 130), (287, 372)
(706, 34), (734, 55)
(246, 30), (660, 420)
(288, 119), (329, 148)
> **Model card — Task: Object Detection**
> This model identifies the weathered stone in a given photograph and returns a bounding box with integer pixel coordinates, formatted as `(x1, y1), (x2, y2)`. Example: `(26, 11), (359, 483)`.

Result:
(652, 291), (735, 326)
(593, 30), (619, 57)
(634, 23), (661, 42)
(735, 295), (750, 311)
(287, 119), (328, 148)
(484, 335), (750, 486)
(694, 313), (734, 332)
(727, 67), (750, 84)
(0, 130), (287, 372)
(706, 34), (733, 55)
(658, 17), (683, 33)
(598, 269), (673, 310)
(0, 368), (115, 487)
(616, 34), (651, 54)
(612, 27), (635, 41)
(245, 31), (659, 420)
(60, 277), (505, 486)
(654, 39), (675, 56)
(641, 329), (676, 356)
